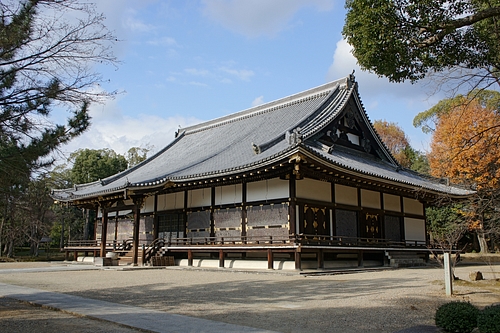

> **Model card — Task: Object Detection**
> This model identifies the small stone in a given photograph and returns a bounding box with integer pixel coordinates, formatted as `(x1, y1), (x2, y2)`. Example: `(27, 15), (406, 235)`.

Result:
(469, 271), (483, 281)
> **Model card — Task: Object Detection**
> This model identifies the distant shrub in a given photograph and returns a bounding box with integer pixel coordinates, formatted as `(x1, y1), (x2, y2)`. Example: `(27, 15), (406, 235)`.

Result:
(477, 304), (500, 333)
(435, 301), (478, 333)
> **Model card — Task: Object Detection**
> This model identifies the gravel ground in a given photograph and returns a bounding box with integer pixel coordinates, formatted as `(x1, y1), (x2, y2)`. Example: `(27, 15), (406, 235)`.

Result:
(0, 261), (499, 333)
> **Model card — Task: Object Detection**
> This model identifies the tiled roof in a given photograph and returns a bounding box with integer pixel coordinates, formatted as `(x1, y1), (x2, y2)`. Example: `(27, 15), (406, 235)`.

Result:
(51, 75), (473, 201)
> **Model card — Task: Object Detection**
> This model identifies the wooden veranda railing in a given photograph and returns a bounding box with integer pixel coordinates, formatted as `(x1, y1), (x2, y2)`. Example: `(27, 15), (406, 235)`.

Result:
(142, 234), (426, 248)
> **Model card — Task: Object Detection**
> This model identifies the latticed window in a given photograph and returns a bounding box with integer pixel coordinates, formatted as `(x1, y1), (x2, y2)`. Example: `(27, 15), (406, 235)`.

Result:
(158, 213), (184, 239)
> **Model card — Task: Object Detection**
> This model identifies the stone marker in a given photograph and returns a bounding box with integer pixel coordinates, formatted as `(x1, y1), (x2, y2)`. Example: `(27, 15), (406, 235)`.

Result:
(469, 271), (483, 281)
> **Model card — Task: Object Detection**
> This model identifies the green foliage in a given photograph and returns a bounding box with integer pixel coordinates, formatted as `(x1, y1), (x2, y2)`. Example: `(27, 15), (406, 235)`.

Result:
(343, 0), (500, 85)
(70, 148), (128, 184)
(477, 304), (500, 333)
(435, 301), (479, 333)
(413, 90), (500, 134)
(426, 203), (469, 250)
(126, 146), (150, 168)
(0, 0), (116, 198)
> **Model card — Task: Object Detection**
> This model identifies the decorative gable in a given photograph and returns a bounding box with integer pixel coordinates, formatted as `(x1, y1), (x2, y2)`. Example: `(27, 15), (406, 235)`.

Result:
(307, 95), (397, 165)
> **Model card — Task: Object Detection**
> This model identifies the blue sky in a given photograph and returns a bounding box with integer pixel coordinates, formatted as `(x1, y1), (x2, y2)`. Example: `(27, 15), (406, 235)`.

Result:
(61, 0), (446, 159)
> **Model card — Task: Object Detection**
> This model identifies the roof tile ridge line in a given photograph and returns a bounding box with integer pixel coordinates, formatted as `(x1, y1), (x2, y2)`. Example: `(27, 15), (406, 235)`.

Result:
(352, 89), (400, 167)
(180, 79), (346, 135)
(301, 85), (352, 140)
(100, 131), (187, 187)
(253, 83), (341, 154)
(185, 90), (331, 136)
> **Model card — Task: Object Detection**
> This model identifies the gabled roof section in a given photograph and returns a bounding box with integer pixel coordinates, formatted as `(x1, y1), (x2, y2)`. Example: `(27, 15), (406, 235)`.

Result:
(51, 74), (473, 202)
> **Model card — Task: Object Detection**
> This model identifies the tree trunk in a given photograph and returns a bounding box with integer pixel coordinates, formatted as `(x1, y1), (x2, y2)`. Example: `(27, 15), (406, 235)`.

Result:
(477, 232), (489, 253)
(5, 240), (13, 258)
(0, 217), (4, 258)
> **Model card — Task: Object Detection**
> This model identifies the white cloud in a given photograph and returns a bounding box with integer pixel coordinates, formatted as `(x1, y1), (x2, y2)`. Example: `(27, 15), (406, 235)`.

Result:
(123, 8), (156, 32)
(58, 98), (201, 161)
(326, 38), (442, 151)
(252, 96), (265, 106)
(185, 68), (211, 76)
(202, 0), (334, 37)
(188, 81), (209, 87)
(220, 67), (254, 81)
(147, 37), (178, 47)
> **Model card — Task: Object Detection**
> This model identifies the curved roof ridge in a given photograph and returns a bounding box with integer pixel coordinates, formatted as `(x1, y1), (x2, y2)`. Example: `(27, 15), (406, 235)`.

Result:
(180, 78), (347, 135)
(300, 84), (352, 139)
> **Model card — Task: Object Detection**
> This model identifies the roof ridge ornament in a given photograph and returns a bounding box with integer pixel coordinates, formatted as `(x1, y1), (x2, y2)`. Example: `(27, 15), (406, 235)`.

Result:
(286, 127), (302, 145)
(341, 70), (356, 90)
(252, 143), (261, 154)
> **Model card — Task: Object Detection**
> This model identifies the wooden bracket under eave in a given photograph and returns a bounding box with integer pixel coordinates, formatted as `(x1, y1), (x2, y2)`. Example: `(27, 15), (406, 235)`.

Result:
(288, 153), (306, 180)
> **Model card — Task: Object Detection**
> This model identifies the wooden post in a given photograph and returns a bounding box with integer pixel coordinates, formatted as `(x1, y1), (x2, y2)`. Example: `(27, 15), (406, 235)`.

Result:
(289, 175), (297, 236)
(132, 196), (144, 266)
(73, 251), (78, 262)
(219, 249), (225, 268)
(444, 253), (453, 296)
(241, 182), (247, 240)
(358, 250), (364, 267)
(188, 250), (193, 266)
(294, 250), (301, 270)
(267, 249), (274, 270)
(317, 249), (324, 269)
(99, 204), (109, 257)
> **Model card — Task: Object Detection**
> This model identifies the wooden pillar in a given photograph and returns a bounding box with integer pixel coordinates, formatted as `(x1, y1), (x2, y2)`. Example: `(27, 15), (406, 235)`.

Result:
(73, 251), (78, 262)
(99, 204), (109, 257)
(188, 250), (193, 266)
(114, 214), (119, 247)
(183, 190), (188, 238)
(317, 249), (324, 269)
(241, 182), (247, 240)
(153, 193), (159, 239)
(210, 187), (215, 239)
(289, 174), (297, 236)
(219, 249), (225, 268)
(294, 250), (301, 270)
(132, 196), (144, 266)
(267, 249), (274, 270)
(358, 250), (364, 267)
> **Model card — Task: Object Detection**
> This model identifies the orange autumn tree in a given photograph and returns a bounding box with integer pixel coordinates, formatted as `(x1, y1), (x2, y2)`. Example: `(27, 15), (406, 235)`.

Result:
(373, 120), (429, 173)
(421, 90), (500, 252)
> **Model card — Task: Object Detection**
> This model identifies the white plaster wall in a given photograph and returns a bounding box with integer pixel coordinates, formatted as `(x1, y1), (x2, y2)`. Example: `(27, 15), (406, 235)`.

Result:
(403, 197), (424, 216)
(141, 195), (155, 213)
(215, 184), (242, 205)
(383, 193), (401, 212)
(296, 178), (331, 202)
(158, 192), (184, 211)
(361, 189), (380, 209)
(188, 188), (211, 208)
(335, 184), (357, 206)
(404, 217), (426, 244)
(246, 178), (288, 202)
